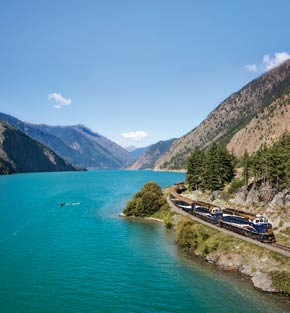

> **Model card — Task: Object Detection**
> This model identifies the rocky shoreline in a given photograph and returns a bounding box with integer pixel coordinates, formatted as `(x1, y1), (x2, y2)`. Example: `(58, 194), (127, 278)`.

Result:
(120, 208), (290, 296)
(121, 181), (290, 297)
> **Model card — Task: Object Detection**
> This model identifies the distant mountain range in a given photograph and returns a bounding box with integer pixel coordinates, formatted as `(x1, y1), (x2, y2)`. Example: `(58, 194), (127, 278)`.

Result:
(3, 59), (290, 174)
(0, 121), (75, 174)
(125, 145), (152, 160)
(0, 113), (134, 169)
(124, 145), (138, 152)
(128, 139), (176, 170)
(149, 59), (290, 170)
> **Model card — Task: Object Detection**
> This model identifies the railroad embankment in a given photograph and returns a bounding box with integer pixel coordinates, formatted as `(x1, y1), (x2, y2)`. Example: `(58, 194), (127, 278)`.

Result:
(122, 184), (290, 296)
(182, 188), (290, 246)
(173, 214), (290, 295)
(169, 187), (290, 295)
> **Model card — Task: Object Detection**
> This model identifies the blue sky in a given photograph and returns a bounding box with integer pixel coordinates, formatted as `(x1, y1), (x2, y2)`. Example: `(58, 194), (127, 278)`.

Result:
(0, 0), (289, 147)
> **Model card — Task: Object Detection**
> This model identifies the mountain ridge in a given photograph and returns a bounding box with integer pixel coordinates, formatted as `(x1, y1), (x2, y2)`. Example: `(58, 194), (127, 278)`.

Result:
(128, 138), (176, 170)
(0, 121), (76, 174)
(154, 59), (290, 169)
(0, 113), (134, 169)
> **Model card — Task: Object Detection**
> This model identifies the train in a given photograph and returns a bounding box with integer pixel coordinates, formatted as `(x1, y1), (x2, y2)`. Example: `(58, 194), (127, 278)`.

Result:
(170, 183), (275, 243)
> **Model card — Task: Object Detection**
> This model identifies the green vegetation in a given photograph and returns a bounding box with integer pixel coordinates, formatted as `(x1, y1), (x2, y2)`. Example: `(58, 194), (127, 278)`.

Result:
(123, 182), (166, 217)
(175, 217), (290, 295)
(175, 217), (250, 256)
(186, 132), (290, 201)
(250, 133), (290, 192)
(270, 271), (290, 295)
(150, 203), (174, 229)
(176, 218), (220, 256)
(228, 178), (244, 194)
(123, 182), (173, 228)
(186, 143), (234, 191)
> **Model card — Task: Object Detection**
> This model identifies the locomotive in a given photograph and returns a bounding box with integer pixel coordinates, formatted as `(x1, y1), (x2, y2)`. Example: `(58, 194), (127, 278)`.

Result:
(170, 185), (275, 243)
(221, 208), (275, 243)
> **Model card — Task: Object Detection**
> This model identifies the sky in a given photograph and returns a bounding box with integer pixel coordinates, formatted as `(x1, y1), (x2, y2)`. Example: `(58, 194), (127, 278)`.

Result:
(0, 0), (290, 147)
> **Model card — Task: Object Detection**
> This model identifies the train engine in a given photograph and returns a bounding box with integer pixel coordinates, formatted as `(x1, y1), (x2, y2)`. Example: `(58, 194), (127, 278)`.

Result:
(221, 208), (275, 243)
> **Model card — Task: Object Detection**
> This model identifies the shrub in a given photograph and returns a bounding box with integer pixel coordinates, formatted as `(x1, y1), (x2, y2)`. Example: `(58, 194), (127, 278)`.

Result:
(175, 218), (219, 256)
(270, 271), (290, 295)
(228, 178), (244, 194)
(123, 182), (165, 217)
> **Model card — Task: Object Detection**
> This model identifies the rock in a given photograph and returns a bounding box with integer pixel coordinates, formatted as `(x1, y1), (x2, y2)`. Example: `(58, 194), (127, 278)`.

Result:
(246, 188), (260, 205)
(251, 272), (278, 292)
(270, 189), (290, 206)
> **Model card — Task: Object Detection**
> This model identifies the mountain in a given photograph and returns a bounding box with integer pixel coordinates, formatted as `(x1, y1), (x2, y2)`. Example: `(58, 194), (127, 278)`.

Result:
(124, 145), (138, 152)
(0, 122), (75, 174)
(125, 145), (152, 160)
(154, 59), (290, 170)
(128, 139), (176, 170)
(0, 113), (134, 169)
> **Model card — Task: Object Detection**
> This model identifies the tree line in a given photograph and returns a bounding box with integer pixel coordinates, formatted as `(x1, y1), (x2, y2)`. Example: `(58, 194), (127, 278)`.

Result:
(242, 133), (290, 193)
(186, 143), (234, 191)
(186, 132), (290, 194)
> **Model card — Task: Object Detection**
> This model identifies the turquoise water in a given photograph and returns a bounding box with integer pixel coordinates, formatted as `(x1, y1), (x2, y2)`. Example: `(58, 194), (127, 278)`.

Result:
(0, 170), (289, 313)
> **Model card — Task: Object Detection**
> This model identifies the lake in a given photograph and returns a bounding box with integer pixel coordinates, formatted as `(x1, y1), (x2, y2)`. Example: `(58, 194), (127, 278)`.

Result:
(0, 170), (289, 312)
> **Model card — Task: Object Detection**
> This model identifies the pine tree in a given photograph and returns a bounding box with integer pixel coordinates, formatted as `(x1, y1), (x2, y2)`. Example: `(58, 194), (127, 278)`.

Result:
(216, 144), (235, 185)
(186, 148), (204, 190)
(250, 144), (269, 183)
(242, 150), (250, 186)
(201, 144), (220, 191)
(200, 143), (234, 191)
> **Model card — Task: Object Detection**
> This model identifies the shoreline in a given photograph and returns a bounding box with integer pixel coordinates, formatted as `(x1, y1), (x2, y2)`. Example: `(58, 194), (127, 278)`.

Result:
(119, 213), (163, 223)
(119, 209), (290, 297)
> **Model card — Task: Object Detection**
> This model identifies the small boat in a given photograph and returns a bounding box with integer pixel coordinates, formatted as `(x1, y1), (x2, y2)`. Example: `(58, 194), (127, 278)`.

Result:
(59, 202), (80, 207)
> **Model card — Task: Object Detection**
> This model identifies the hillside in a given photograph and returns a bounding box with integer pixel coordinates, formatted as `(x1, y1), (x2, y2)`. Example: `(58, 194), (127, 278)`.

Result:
(0, 122), (75, 174)
(0, 113), (134, 169)
(125, 145), (151, 160)
(227, 85), (290, 156)
(154, 59), (290, 170)
(128, 139), (175, 170)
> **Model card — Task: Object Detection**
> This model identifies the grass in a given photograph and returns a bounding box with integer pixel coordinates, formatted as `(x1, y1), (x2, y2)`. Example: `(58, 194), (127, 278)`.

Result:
(174, 217), (290, 294)
(175, 217), (245, 256)
(275, 233), (290, 246)
(150, 204), (174, 229)
(270, 271), (290, 295)
(228, 178), (244, 194)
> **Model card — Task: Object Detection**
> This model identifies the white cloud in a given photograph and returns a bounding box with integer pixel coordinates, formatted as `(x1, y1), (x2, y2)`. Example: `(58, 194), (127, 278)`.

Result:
(48, 92), (72, 109)
(122, 131), (149, 142)
(244, 51), (290, 74)
(244, 64), (258, 73)
(262, 52), (290, 71)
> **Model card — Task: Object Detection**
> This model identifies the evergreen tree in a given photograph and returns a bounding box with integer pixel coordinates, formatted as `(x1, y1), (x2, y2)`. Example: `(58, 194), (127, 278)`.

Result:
(242, 150), (250, 186)
(186, 147), (204, 190)
(250, 144), (269, 183)
(269, 133), (290, 191)
(246, 132), (290, 199)
(216, 144), (235, 185)
(200, 143), (234, 191)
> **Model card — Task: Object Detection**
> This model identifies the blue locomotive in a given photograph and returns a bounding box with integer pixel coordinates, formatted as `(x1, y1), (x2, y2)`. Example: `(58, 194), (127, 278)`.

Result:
(220, 208), (275, 243)
(170, 185), (275, 243)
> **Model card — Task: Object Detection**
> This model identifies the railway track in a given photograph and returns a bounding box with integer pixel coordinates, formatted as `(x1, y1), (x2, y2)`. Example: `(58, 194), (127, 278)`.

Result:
(271, 243), (290, 253)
